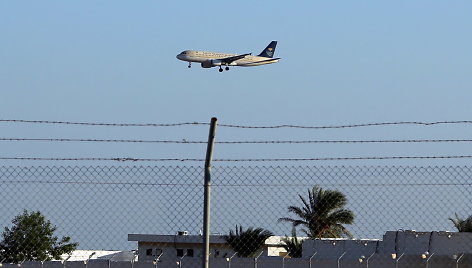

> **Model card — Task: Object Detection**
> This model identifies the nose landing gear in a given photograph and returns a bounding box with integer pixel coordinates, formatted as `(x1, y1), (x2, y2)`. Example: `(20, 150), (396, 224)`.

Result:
(188, 62), (191, 68)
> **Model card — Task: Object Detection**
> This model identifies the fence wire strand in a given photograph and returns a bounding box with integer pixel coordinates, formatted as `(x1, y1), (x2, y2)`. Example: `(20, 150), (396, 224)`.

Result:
(2, 155), (472, 162)
(3, 119), (472, 129)
(4, 137), (472, 144)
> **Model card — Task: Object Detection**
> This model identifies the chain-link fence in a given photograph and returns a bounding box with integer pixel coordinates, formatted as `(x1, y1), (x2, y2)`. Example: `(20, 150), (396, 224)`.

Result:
(1, 165), (471, 267)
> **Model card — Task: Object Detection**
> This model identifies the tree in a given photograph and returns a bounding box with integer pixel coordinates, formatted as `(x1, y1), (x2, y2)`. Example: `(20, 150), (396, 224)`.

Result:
(278, 186), (354, 239)
(223, 225), (273, 258)
(0, 210), (78, 263)
(449, 213), (472, 232)
(280, 227), (304, 258)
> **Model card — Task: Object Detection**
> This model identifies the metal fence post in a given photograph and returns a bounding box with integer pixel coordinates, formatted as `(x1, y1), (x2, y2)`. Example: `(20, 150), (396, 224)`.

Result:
(366, 240), (379, 268)
(85, 252), (95, 268)
(425, 252), (434, 268)
(202, 117), (217, 268)
(226, 252), (237, 268)
(282, 254), (289, 268)
(178, 252), (188, 268)
(395, 253), (404, 268)
(254, 251), (263, 268)
(62, 255), (71, 268)
(309, 252), (317, 268)
(337, 252), (346, 268)
(366, 252), (376, 268)
(455, 253), (464, 268)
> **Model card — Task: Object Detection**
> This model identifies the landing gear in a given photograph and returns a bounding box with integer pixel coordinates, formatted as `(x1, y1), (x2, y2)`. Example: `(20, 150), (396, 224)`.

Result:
(188, 62), (191, 68)
(218, 66), (229, 72)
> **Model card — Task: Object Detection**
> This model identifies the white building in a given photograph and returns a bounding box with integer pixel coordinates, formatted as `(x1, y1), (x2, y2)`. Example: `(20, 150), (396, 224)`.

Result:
(128, 232), (288, 262)
(58, 250), (135, 262)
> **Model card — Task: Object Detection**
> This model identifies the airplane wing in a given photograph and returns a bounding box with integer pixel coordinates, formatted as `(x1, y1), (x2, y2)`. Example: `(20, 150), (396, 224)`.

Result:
(219, 53), (251, 64)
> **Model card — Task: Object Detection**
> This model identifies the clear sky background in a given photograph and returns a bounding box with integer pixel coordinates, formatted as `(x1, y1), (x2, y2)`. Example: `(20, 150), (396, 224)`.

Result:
(1, 1), (472, 164)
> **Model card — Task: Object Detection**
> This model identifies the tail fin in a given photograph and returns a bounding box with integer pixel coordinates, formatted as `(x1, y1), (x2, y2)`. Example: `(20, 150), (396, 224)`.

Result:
(258, 41), (277, 58)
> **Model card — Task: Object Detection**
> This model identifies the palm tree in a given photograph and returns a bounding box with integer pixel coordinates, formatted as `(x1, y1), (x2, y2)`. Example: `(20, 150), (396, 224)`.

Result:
(223, 225), (273, 258)
(449, 213), (472, 232)
(278, 185), (354, 239)
(280, 227), (304, 258)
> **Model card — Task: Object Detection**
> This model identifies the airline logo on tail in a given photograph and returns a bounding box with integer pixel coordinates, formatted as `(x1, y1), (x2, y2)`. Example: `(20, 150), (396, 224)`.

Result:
(258, 41), (277, 58)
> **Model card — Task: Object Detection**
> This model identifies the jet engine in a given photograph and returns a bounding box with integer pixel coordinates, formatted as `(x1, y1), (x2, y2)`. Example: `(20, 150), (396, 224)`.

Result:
(201, 59), (223, 68)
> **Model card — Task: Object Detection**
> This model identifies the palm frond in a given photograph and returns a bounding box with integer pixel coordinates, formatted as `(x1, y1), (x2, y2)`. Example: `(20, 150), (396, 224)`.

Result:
(280, 227), (304, 258)
(280, 185), (354, 239)
(224, 225), (274, 258)
(449, 213), (472, 232)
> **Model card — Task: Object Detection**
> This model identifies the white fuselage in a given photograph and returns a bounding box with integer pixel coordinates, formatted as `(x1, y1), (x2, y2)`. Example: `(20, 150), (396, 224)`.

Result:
(176, 50), (279, 67)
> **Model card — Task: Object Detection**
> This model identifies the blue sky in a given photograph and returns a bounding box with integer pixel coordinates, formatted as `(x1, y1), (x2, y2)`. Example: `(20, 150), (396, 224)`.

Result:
(1, 1), (472, 165)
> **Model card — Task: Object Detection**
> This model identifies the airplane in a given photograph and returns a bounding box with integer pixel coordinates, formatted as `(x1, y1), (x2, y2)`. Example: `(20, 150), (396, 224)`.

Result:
(176, 41), (280, 72)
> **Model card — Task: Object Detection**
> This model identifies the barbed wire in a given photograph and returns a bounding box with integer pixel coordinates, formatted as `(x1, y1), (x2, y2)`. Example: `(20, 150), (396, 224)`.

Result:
(3, 119), (472, 129)
(2, 155), (472, 162)
(0, 180), (197, 186)
(0, 157), (201, 162)
(1, 180), (470, 187)
(0, 138), (206, 143)
(0, 119), (207, 127)
(219, 120), (472, 129)
(222, 139), (472, 144)
(213, 155), (472, 161)
(3, 137), (472, 144)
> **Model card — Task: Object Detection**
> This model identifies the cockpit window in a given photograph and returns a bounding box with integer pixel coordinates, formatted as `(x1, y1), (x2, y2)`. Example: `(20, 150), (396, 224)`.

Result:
(180, 51), (187, 55)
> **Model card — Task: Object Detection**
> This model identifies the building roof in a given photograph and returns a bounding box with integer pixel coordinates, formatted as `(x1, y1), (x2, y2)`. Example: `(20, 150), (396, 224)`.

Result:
(128, 234), (289, 246)
(128, 234), (227, 244)
(58, 250), (136, 261)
